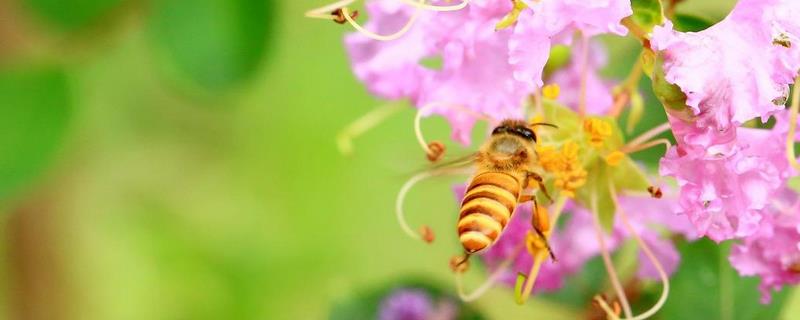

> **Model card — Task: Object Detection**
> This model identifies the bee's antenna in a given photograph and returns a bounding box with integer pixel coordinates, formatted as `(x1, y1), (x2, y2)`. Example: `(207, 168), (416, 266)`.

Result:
(528, 122), (559, 129)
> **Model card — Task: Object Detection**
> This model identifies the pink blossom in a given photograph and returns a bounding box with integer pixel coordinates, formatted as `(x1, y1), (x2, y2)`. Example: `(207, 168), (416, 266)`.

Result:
(660, 117), (792, 242)
(345, 0), (632, 144)
(344, 1), (435, 101)
(729, 188), (800, 304)
(651, 0), (800, 130)
(510, 0), (631, 90)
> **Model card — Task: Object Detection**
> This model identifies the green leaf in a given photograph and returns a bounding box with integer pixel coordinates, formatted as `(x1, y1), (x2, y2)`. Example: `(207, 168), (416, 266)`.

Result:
(148, 0), (275, 91)
(646, 239), (790, 319)
(22, 0), (124, 30)
(673, 13), (714, 32)
(630, 0), (664, 34)
(0, 65), (71, 201)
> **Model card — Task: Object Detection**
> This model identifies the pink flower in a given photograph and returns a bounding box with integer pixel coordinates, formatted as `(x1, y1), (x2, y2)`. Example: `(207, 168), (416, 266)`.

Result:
(729, 188), (800, 304)
(652, 0), (800, 242)
(660, 118), (792, 242)
(651, 0), (800, 130)
(510, 0), (631, 90)
(345, 0), (632, 144)
(344, 1), (435, 101)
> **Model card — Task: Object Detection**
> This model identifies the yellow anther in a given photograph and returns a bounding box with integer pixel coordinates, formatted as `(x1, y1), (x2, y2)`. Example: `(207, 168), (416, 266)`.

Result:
(583, 118), (613, 148)
(536, 141), (587, 198)
(542, 84), (560, 100)
(495, 0), (528, 30)
(605, 151), (625, 166)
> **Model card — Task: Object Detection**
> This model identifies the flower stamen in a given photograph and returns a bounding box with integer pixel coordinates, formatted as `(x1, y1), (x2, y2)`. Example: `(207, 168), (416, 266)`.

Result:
(305, 0), (421, 41)
(610, 181), (671, 320)
(589, 186), (633, 318)
(398, 0), (471, 11)
(583, 118), (613, 148)
(415, 102), (495, 161)
(395, 168), (470, 242)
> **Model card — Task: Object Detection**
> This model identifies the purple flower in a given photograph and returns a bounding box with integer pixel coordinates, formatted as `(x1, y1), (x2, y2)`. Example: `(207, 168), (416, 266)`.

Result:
(729, 188), (800, 304)
(378, 288), (433, 320)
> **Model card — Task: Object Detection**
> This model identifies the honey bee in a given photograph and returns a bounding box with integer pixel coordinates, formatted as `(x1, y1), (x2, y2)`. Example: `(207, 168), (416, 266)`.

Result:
(457, 119), (557, 259)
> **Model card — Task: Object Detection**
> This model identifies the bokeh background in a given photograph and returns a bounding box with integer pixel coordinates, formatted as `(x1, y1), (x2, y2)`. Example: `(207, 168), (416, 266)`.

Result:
(1, 0), (799, 319)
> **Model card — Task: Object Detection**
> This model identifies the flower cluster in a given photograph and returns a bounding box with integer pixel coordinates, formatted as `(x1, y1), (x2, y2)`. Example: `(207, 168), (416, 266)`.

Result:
(345, 0), (631, 144)
(650, 0), (800, 301)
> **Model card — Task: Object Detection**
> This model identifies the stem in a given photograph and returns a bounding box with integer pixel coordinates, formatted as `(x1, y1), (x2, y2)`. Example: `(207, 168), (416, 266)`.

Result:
(578, 33), (590, 118)
(515, 251), (547, 304)
(337, 103), (404, 155)
(786, 78), (800, 170)
(720, 244), (733, 320)
(610, 182), (671, 320)
(621, 17), (650, 45)
(589, 187), (634, 318)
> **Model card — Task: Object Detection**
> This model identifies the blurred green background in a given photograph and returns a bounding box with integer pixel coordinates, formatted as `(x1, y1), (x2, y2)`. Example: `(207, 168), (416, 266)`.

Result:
(1, 0), (799, 319)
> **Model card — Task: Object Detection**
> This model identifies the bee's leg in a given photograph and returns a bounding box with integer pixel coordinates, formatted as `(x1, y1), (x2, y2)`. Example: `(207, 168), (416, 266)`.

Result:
(526, 172), (553, 203)
(531, 197), (557, 262)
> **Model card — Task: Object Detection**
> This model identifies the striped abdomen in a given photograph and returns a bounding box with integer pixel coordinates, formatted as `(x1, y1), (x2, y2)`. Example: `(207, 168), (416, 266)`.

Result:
(458, 171), (521, 253)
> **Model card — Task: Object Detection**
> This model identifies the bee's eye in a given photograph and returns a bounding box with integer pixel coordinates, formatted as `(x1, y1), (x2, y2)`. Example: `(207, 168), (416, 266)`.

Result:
(514, 127), (537, 142)
(492, 126), (510, 135)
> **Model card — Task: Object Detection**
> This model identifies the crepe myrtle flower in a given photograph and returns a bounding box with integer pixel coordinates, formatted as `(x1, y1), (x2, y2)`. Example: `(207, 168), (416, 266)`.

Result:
(650, 0), (800, 242)
(309, 0), (632, 146)
(729, 188), (800, 304)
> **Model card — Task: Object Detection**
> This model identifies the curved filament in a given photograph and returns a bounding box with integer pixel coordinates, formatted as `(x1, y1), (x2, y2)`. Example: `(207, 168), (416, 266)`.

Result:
(395, 168), (472, 241)
(397, 0), (470, 11)
(589, 187), (633, 318)
(623, 122), (671, 151)
(609, 182), (671, 320)
(304, 0), (422, 41)
(621, 138), (672, 155)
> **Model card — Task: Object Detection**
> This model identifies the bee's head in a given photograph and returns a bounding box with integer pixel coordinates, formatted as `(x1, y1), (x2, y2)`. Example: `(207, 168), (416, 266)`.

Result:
(491, 120), (538, 143)
(485, 120), (558, 165)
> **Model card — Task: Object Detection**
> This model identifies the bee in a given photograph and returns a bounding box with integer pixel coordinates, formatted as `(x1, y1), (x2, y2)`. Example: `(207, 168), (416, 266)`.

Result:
(457, 119), (557, 259)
